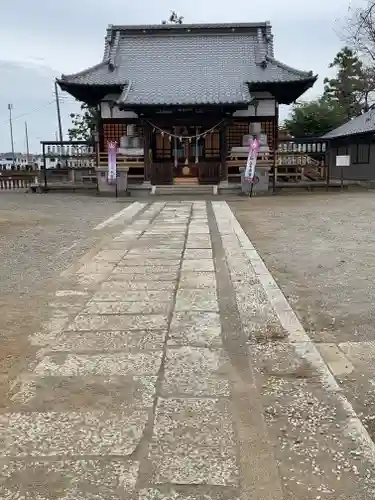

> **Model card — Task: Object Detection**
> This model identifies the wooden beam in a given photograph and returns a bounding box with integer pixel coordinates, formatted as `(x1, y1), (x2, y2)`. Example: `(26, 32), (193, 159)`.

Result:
(220, 120), (228, 181)
(143, 121), (152, 182)
(272, 105), (279, 193)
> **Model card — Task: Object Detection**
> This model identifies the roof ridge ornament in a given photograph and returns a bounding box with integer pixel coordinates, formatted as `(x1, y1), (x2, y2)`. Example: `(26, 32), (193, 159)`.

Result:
(109, 30), (120, 71)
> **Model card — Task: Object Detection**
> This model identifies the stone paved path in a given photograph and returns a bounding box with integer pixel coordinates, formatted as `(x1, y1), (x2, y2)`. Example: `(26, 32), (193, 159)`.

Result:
(1, 200), (375, 499)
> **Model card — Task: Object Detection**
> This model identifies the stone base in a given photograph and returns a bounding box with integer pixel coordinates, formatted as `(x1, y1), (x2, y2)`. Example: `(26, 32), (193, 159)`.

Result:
(96, 166), (129, 195)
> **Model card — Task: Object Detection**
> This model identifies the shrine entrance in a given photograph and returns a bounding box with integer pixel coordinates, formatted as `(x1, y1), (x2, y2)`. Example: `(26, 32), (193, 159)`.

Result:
(150, 120), (222, 185)
(172, 126), (201, 180)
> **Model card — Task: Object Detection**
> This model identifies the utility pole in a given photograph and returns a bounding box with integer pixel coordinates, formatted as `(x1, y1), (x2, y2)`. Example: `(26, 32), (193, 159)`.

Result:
(25, 121), (30, 165)
(54, 80), (63, 143)
(8, 104), (15, 167)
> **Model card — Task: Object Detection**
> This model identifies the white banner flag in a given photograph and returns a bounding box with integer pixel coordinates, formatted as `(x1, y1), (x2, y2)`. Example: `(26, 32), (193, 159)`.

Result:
(107, 141), (117, 184)
(244, 137), (260, 181)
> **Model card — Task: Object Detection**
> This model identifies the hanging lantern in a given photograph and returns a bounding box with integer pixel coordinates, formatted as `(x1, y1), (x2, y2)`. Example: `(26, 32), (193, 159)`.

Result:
(161, 131), (165, 137)
(179, 136), (182, 142)
(168, 135), (172, 142)
(153, 127), (156, 133)
(188, 137), (192, 143)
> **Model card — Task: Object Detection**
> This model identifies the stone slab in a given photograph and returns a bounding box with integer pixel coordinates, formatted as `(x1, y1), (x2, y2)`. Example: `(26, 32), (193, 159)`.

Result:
(68, 314), (169, 331)
(109, 272), (178, 282)
(31, 329), (168, 351)
(339, 341), (375, 374)
(83, 301), (172, 315)
(93, 250), (129, 262)
(10, 375), (157, 412)
(179, 272), (217, 289)
(127, 249), (183, 258)
(118, 259), (181, 267)
(139, 490), (239, 500)
(184, 249), (213, 260)
(0, 459), (139, 499)
(0, 410), (149, 457)
(169, 312), (222, 347)
(76, 274), (108, 287)
(318, 343), (355, 376)
(91, 290), (174, 303)
(34, 351), (163, 377)
(175, 289), (219, 312)
(99, 281), (176, 292)
(181, 259), (215, 272)
(112, 266), (179, 274)
(150, 398), (238, 485)
(77, 262), (116, 275)
(185, 240), (212, 249)
(161, 347), (230, 397)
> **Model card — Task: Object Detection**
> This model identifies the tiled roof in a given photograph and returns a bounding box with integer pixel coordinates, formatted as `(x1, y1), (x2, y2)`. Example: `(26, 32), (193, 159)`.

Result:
(323, 109), (375, 139)
(59, 62), (126, 87)
(59, 23), (316, 106)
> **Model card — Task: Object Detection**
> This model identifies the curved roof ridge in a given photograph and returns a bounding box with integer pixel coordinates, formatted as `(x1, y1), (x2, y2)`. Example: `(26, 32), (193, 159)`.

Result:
(59, 61), (110, 81)
(265, 56), (316, 78)
(109, 22), (270, 31)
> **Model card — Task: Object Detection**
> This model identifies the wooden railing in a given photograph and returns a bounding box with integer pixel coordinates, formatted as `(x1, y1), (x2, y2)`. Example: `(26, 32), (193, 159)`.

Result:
(0, 171), (37, 191)
(277, 138), (327, 183)
(226, 138), (328, 185)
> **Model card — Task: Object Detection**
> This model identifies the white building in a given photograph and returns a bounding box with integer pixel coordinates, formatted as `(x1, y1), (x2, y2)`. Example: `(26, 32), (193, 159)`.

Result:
(0, 153), (43, 170)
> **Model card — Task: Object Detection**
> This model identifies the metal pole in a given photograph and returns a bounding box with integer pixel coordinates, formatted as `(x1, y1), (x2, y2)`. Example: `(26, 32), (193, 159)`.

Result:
(42, 143), (47, 189)
(8, 104), (15, 168)
(25, 121), (30, 166)
(54, 80), (63, 143)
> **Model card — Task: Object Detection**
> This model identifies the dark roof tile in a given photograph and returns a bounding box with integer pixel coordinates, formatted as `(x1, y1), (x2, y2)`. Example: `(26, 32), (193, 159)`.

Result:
(58, 22), (316, 106)
(323, 109), (375, 139)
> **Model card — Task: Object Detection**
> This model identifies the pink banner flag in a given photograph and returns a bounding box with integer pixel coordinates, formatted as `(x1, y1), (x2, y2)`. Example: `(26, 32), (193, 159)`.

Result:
(244, 137), (260, 182)
(107, 141), (117, 184)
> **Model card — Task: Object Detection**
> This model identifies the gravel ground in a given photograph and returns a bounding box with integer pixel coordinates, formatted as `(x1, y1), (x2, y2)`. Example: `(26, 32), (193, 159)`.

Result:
(229, 191), (375, 343)
(0, 192), (128, 400)
(229, 191), (375, 440)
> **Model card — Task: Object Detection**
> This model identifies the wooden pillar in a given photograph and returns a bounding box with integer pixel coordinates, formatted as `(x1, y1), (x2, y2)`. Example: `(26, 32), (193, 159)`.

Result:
(272, 104), (279, 194)
(98, 119), (104, 153)
(143, 121), (152, 182)
(326, 140), (331, 191)
(220, 121), (228, 181)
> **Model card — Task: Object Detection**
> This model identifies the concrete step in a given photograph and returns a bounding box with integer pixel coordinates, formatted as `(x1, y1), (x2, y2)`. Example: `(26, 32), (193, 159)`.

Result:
(154, 185), (217, 195)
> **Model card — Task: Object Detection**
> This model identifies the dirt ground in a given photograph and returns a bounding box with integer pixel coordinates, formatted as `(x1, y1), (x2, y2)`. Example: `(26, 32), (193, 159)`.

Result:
(0, 192), (126, 403)
(230, 190), (375, 439)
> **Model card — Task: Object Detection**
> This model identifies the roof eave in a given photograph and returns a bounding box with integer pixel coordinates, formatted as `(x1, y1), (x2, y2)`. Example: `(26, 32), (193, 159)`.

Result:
(57, 80), (123, 105)
(248, 76), (317, 105)
(323, 130), (375, 140)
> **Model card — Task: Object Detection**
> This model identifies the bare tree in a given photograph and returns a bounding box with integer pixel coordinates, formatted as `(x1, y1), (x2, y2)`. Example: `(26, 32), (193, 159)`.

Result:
(341, 1), (375, 110)
(345, 1), (375, 61)
(162, 11), (184, 25)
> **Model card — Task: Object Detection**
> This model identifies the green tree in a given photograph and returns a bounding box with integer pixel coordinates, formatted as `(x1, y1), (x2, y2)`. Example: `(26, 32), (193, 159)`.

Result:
(283, 98), (347, 137)
(68, 103), (99, 141)
(323, 47), (374, 118)
(162, 11), (184, 24)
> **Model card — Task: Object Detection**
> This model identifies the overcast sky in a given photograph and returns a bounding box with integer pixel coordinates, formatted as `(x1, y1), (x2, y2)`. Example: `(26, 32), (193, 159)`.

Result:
(0, 0), (353, 153)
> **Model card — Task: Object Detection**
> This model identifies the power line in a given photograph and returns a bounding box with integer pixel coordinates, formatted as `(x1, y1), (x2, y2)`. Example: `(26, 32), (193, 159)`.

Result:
(0, 100), (56, 125)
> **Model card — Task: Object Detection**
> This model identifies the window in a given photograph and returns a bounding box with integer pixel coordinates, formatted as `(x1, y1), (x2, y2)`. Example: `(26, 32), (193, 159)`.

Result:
(356, 143), (370, 164)
(350, 144), (358, 164)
